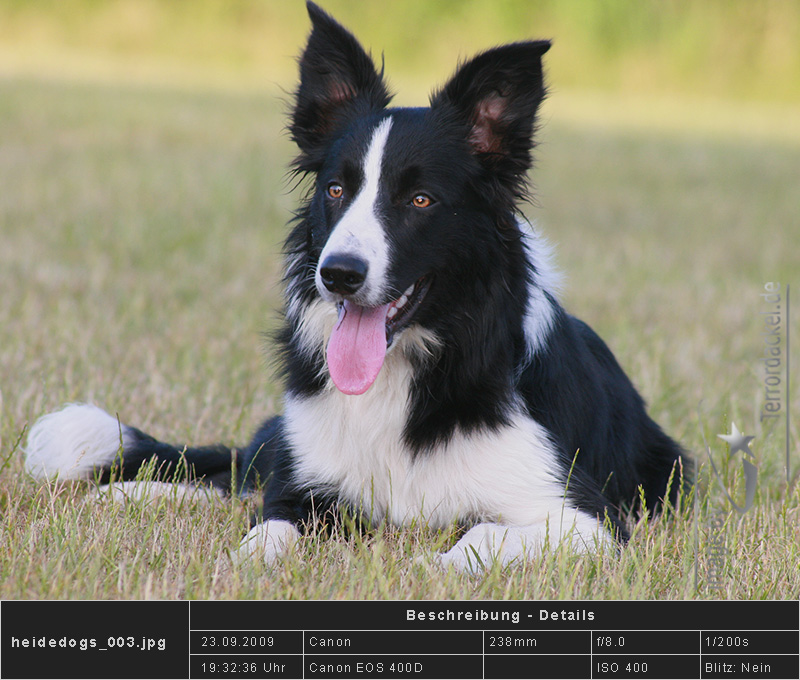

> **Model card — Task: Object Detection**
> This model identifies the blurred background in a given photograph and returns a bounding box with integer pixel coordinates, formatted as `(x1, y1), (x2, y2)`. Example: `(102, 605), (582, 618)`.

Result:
(1, 0), (799, 103)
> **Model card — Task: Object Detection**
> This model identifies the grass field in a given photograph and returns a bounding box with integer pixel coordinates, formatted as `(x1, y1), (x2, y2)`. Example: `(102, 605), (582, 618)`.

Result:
(1, 75), (798, 600)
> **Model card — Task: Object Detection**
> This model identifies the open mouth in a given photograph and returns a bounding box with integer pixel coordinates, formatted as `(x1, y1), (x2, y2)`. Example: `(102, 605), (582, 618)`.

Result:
(384, 275), (431, 345)
(326, 275), (430, 395)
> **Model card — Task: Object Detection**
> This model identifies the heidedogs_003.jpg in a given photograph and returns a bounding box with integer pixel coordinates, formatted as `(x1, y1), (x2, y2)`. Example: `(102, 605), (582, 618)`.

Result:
(25, 2), (691, 571)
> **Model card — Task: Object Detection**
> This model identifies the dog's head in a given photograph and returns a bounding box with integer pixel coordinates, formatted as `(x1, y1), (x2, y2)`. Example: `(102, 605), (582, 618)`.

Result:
(289, 2), (550, 395)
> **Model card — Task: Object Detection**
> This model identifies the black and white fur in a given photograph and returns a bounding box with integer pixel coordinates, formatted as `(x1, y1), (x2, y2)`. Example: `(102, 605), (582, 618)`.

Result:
(25, 3), (689, 572)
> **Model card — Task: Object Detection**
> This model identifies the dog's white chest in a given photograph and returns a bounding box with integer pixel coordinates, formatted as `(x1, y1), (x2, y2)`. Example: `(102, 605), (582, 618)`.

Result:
(284, 354), (565, 529)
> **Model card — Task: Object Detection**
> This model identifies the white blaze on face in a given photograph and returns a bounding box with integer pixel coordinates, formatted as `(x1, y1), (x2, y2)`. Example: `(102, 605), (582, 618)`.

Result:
(316, 117), (395, 396)
(315, 116), (394, 306)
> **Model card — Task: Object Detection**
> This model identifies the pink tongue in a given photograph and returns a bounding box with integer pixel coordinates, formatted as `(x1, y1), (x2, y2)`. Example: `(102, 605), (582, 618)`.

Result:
(327, 300), (389, 395)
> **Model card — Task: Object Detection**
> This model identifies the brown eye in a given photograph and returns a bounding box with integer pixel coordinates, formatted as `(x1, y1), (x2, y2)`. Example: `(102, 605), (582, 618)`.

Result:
(412, 194), (432, 208)
(327, 183), (343, 199)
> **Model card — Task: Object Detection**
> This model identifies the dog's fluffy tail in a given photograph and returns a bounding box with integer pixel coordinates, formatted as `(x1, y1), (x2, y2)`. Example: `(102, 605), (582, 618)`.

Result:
(25, 404), (238, 491)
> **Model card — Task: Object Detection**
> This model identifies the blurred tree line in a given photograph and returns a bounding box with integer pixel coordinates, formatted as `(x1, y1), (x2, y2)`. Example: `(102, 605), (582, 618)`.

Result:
(1, 0), (798, 102)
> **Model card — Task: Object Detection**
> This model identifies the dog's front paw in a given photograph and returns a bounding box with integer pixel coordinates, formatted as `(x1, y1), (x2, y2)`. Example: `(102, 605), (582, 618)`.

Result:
(231, 520), (300, 566)
(439, 523), (543, 573)
(439, 514), (613, 573)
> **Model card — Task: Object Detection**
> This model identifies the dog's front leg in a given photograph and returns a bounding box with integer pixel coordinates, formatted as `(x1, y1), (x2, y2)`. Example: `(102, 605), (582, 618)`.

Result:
(438, 512), (612, 573)
(231, 463), (318, 566)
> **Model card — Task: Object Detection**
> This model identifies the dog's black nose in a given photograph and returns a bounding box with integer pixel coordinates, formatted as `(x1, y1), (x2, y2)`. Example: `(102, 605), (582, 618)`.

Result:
(319, 254), (368, 295)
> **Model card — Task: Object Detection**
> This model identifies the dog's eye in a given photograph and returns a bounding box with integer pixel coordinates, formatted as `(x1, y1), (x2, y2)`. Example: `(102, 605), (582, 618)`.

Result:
(411, 194), (433, 209)
(327, 183), (344, 199)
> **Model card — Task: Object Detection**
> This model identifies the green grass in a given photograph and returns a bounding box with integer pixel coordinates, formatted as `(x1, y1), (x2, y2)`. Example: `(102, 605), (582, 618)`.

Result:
(1, 76), (798, 600)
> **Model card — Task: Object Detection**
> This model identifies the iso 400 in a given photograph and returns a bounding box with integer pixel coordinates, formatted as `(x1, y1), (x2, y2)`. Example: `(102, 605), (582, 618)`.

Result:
(596, 661), (648, 674)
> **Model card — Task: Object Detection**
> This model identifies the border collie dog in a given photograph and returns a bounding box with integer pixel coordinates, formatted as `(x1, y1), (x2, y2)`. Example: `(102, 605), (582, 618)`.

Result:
(26, 2), (689, 571)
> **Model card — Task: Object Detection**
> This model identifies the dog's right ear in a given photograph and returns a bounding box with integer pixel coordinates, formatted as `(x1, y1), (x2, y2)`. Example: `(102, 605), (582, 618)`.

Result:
(290, 2), (392, 171)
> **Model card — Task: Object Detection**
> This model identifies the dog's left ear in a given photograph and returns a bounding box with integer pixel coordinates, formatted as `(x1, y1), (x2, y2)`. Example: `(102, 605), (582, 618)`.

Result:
(430, 41), (551, 201)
